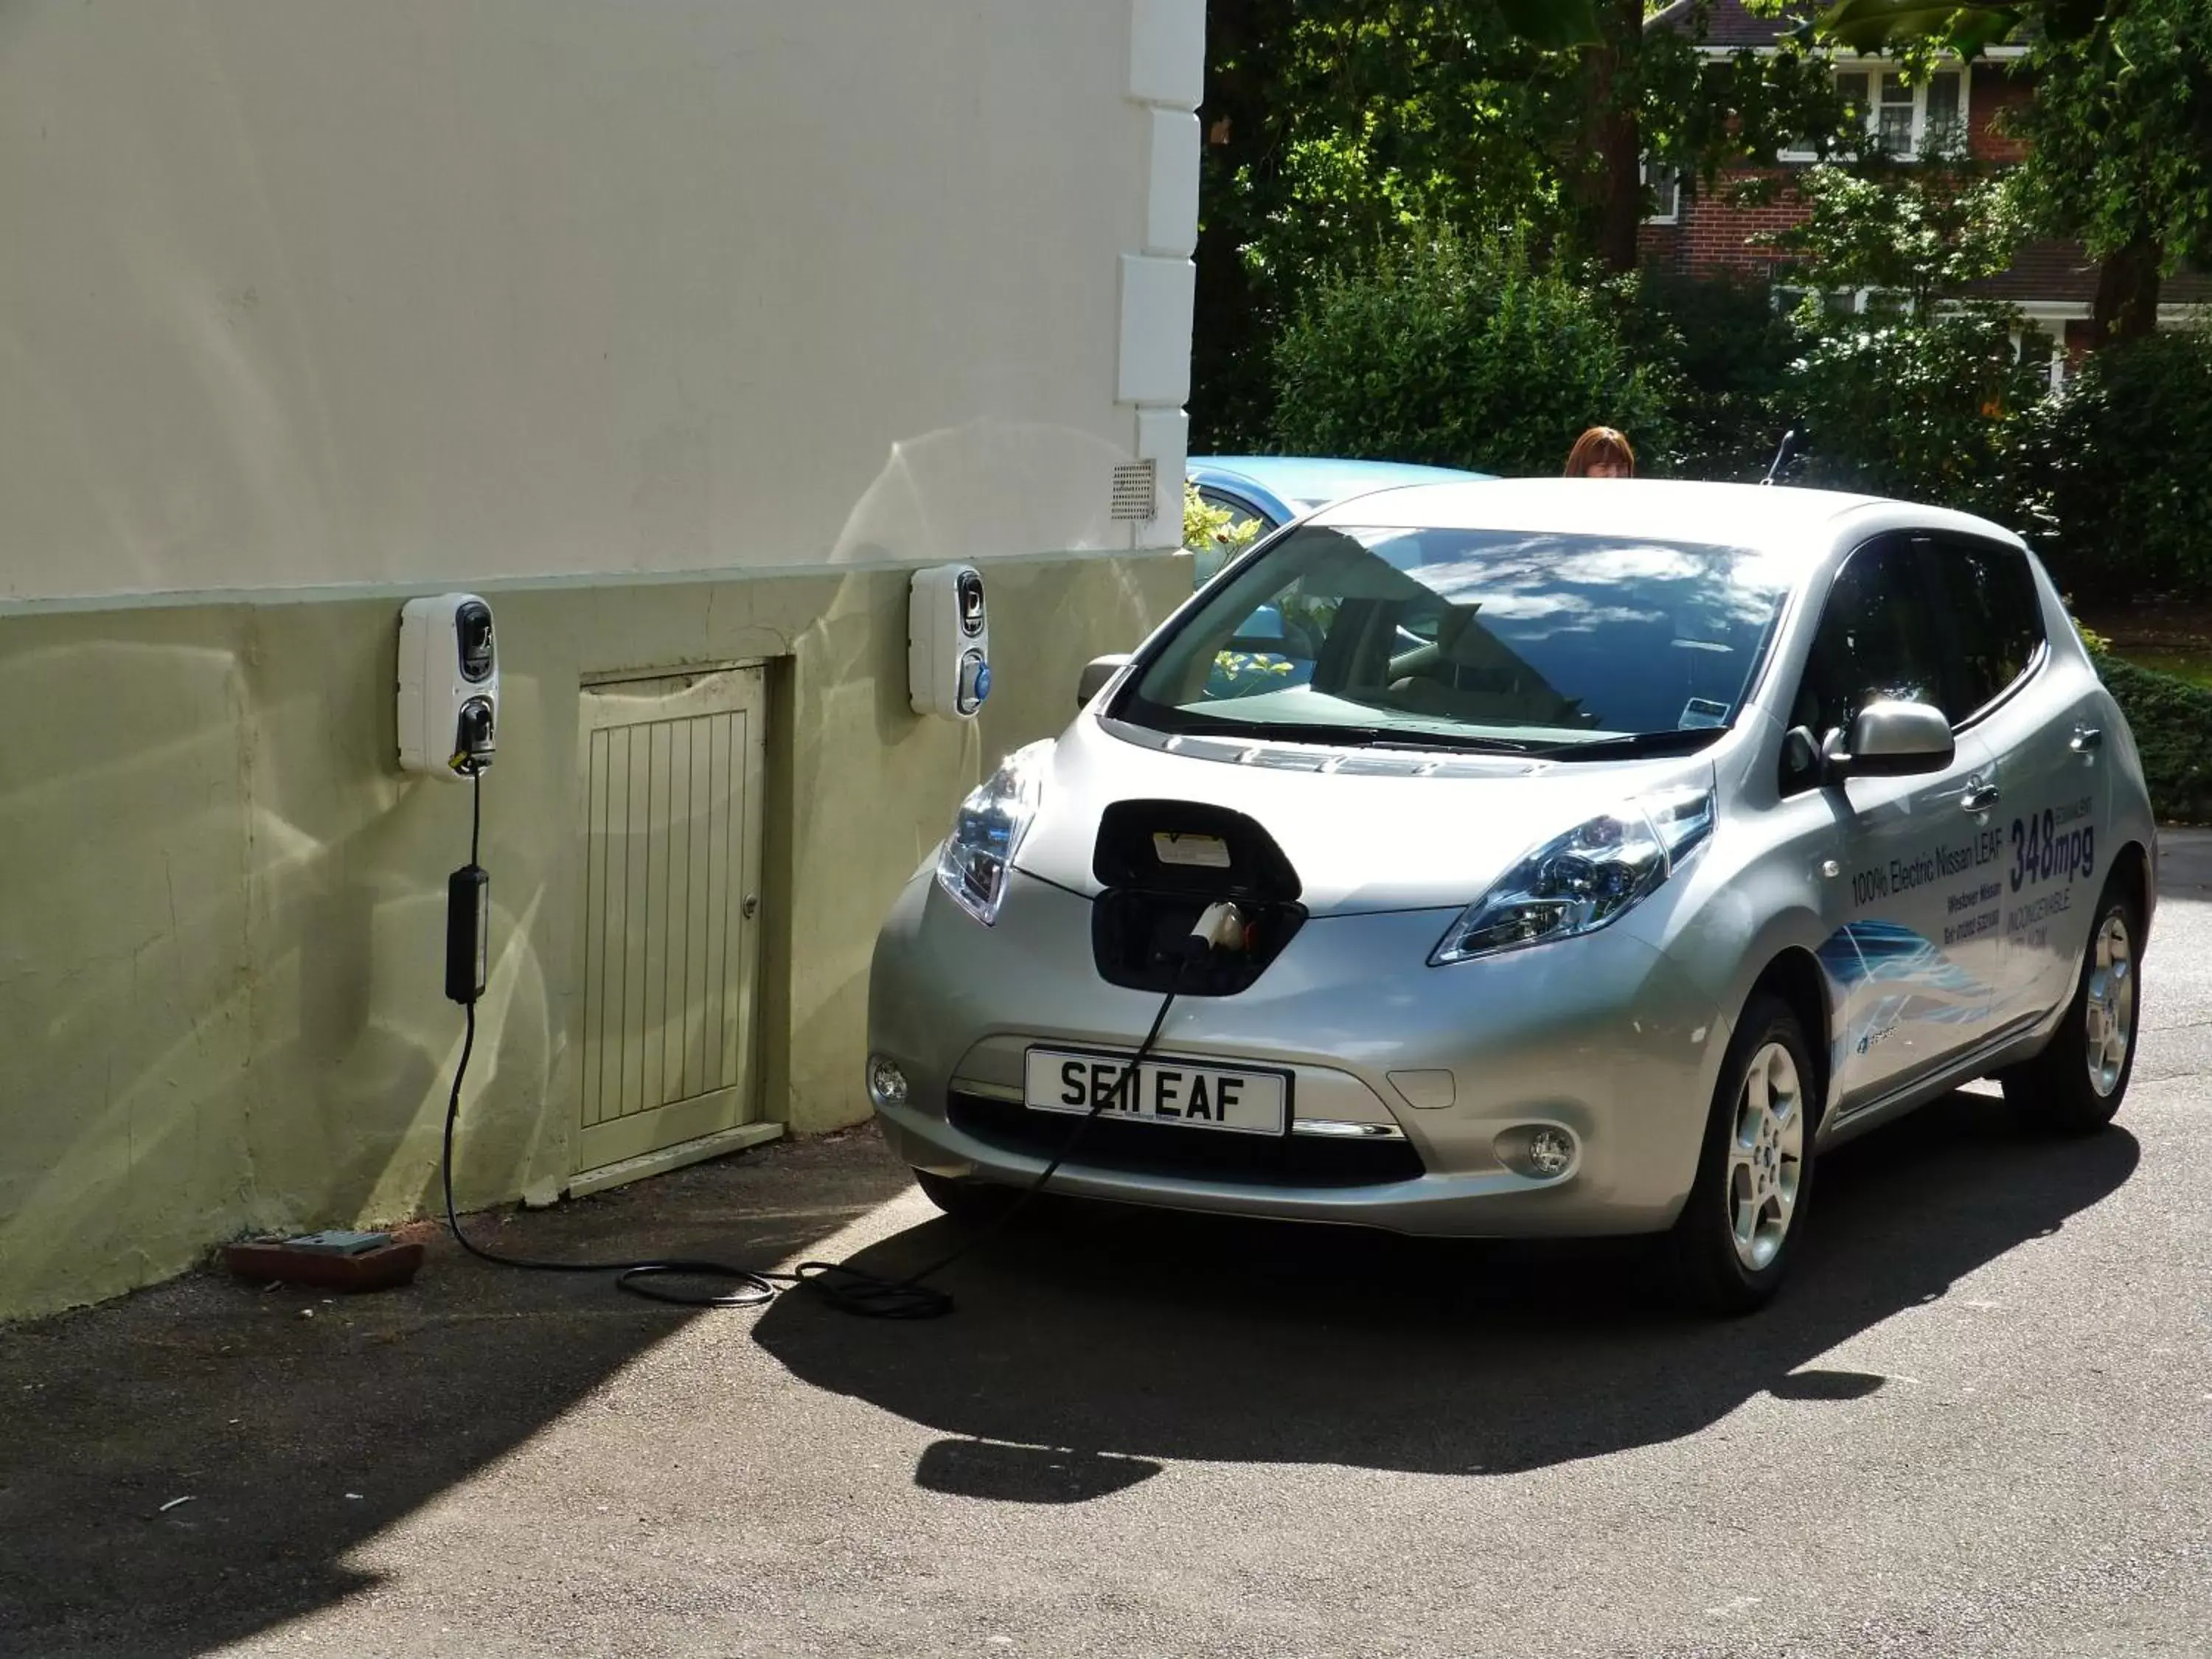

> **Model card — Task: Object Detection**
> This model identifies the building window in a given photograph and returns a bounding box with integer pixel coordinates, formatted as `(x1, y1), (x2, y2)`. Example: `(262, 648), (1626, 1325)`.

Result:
(1782, 63), (1966, 162)
(2012, 326), (2073, 393)
(1773, 285), (1907, 319)
(1872, 72), (1917, 152)
(1643, 160), (1681, 225)
(1924, 69), (1962, 150)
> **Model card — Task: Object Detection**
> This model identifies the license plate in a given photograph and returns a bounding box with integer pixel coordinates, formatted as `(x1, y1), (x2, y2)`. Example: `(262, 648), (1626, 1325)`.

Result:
(1023, 1048), (1288, 1135)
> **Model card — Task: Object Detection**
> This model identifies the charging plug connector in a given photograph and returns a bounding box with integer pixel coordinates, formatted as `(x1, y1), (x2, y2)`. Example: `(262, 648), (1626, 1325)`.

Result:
(1186, 900), (1248, 959)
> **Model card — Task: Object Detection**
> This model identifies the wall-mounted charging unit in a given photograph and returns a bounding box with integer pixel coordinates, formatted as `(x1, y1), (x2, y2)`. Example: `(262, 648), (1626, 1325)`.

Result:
(908, 564), (990, 719)
(425, 577), (1176, 1318)
(398, 594), (499, 779)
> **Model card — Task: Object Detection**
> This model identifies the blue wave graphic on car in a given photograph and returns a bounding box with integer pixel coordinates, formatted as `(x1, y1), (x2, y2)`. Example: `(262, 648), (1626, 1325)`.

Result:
(1815, 920), (2000, 1062)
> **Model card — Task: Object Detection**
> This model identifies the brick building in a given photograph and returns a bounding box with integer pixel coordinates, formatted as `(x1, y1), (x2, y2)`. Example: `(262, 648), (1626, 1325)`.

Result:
(1641, 0), (2208, 381)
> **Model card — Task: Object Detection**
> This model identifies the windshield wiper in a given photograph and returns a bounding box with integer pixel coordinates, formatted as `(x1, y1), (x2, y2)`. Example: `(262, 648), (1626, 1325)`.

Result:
(1166, 719), (1539, 755)
(1531, 728), (1725, 762)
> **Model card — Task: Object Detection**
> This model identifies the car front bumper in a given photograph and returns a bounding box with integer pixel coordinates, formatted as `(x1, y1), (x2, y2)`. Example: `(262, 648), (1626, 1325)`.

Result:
(867, 868), (1733, 1238)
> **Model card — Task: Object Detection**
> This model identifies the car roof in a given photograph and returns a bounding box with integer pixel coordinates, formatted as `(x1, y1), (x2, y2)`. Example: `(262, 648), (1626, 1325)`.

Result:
(1305, 476), (2020, 565)
(1189, 455), (1494, 521)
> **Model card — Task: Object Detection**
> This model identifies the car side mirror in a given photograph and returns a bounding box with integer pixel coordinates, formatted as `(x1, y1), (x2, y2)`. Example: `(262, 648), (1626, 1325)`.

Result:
(1077, 653), (1132, 710)
(1823, 699), (1955, 781)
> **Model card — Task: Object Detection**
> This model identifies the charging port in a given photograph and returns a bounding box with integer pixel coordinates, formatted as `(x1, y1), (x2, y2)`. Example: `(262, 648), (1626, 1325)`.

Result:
(1089, 799), (1306, 996)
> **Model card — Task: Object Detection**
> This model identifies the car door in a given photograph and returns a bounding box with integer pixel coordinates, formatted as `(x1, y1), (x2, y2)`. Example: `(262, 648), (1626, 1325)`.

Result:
(1921, 532), (2106, 1022)
(1789, 534), (2003, 1111)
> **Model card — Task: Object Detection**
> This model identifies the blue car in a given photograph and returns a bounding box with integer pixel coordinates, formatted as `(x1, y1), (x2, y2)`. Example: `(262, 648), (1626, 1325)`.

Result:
(1187, 455), (1494, 576)
(1188, 456), (1496, 695)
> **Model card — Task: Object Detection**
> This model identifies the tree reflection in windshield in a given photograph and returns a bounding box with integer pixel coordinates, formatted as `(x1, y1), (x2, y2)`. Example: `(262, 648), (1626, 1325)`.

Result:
(1133, 525), (1792, 747)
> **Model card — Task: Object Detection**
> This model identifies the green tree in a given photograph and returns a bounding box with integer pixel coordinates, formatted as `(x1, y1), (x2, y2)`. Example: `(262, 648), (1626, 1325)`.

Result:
(1806, 0), (2212, 344)
(1192, 1), (1854, 448)
(1269, 226), (1680, 476)
(1815, 0), (2136, 55)
(1586, 4), (1854, 273)
(1784, 313), (2040, 513)
(2015, 326), (2212, 593)
(1625, 271), (1806, 477)
(2006, 1), (2212, 341)
(1759, 145), (2039, 512)
(1763, 161), (2024, 315)
(1194, 1), (1571, 447)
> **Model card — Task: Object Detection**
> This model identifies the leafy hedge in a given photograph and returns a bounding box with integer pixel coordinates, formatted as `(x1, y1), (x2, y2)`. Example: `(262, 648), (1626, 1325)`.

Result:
(2092, 649), (2212, 826)
(2017, 330), (2212, 602)
(1270, 227), (1679, 476)
(1779, 305), (2039, 524)
(1626, 271), (1801, 481)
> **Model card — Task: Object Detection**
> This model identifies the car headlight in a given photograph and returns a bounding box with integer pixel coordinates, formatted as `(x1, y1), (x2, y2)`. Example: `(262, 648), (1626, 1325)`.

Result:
(935, 742), (1051, 925)
(1430, 786), (1715, 965)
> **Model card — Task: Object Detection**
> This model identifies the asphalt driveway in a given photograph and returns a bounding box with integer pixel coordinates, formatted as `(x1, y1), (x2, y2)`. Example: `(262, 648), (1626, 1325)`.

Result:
(4, 834), (2210, 1658)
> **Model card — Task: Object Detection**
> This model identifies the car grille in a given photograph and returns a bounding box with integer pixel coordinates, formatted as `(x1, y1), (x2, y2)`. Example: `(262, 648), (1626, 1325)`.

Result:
(945, 1093), (1426, 1188)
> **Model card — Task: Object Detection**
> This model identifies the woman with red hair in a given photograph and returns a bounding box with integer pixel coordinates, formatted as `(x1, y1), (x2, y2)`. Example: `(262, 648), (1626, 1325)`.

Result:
(1564, 427), (1636, 478)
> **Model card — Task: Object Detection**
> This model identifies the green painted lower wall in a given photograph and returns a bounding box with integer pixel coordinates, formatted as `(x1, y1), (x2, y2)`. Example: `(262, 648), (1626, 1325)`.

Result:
(0, 552), (1188, 1320)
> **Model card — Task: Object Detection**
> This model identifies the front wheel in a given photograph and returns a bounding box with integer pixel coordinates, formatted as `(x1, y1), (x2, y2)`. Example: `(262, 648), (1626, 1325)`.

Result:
(2001, 877), (2141, 1135)
(1669, 992), (1819, 1316)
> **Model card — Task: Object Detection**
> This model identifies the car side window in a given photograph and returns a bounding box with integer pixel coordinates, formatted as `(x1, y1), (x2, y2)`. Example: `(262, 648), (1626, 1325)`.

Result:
(1188, 487), (1272, 588)
(1192, 489), (1267, 545)
(1790, 537), (1947, 761)
(1920, 536), (2047, 721)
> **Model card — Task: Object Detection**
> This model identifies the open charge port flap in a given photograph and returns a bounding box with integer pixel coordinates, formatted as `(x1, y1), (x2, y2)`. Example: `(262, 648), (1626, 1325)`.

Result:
(1088, 799), (1306, 996)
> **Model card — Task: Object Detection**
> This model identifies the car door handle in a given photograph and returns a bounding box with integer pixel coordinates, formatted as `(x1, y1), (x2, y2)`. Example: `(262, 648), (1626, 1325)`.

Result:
(2071, 724), (2104, 754)
(1961, 781), (2002, 815)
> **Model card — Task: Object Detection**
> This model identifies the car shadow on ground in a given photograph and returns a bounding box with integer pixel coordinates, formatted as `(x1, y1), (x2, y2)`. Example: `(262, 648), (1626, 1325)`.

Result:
(0, 1099), (2146, 1655)
(754, 1090), (2139, 1501)
(0, 1133), (914, 1659)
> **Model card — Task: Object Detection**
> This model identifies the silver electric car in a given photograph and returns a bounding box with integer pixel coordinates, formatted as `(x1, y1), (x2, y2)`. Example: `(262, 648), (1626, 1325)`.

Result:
(867, 479), (2156, 1310)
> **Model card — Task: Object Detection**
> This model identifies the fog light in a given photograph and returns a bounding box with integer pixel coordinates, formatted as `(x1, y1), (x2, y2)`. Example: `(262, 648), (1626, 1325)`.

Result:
(1495, 1124), (1578, 1180)
(868, 1056), (909, 1110)
(1526, 1127), (1573, 1178)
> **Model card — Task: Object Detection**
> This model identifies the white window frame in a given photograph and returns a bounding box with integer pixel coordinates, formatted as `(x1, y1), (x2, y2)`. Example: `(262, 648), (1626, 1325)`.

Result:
(2009, 324), (2069, 393)
(2011, 303), (2089, 393)
(2004, 302), (2205, 392)
(1641, 159), (1681, 226)
(1778, 58), (1971, 164)
(1772, 285), (1905, 319)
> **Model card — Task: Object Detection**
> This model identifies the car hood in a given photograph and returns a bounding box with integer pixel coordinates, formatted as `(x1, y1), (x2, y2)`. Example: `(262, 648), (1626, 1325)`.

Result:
(1013, 715), (1720, 916)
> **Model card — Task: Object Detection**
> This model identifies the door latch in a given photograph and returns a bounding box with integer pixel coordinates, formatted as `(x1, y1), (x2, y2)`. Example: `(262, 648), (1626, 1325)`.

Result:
(1961, 779), (2002, 816)
(2070, 723), (2104, 754)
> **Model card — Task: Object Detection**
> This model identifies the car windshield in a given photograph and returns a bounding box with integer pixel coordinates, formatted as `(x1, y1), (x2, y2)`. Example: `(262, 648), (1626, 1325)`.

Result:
(1122, 524), (1795, 755)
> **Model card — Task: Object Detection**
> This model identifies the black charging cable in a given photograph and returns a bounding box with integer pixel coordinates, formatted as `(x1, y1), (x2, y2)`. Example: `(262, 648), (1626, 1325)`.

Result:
(437, 769), (1189, 1318)
(786, 983), (1181, 1318)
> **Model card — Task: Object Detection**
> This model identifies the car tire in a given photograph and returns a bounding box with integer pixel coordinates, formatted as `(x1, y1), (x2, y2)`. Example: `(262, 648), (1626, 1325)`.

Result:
(912, 1169), (1023, 1227)
(1669, 992), (1820, 1317)
(2000, 876), (2141, 1135)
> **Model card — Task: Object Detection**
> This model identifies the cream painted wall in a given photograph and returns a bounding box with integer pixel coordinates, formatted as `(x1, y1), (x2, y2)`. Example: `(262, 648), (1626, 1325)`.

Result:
(0, 555), (1189, 1318)
(0, 0), (1180, 600)
(0, 0), (1206, 1318)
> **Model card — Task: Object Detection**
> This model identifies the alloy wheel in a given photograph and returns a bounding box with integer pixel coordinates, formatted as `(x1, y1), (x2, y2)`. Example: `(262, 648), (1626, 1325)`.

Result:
(1727, 1040), (1805, 1272)
(2084, 912), (2136, 1099)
